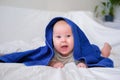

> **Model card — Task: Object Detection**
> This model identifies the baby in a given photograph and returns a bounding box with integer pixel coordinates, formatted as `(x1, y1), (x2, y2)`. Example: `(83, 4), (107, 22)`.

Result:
(0, 17), (113, 68)
(49, 20), (112, 68)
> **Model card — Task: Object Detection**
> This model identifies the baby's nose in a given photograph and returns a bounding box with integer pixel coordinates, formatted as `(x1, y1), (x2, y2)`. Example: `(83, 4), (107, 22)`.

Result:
(61, 37), (66, 42)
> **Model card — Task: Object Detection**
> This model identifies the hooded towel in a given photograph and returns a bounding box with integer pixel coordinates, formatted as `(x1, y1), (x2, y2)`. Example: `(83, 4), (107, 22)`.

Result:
(0, 17), (113, 67)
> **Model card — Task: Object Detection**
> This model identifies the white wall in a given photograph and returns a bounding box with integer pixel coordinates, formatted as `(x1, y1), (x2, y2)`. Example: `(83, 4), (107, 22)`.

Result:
(0, 0), (100, 11)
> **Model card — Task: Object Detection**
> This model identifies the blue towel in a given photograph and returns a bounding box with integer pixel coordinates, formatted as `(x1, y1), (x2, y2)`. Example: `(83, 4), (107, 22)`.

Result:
(0, 17), (113, 67)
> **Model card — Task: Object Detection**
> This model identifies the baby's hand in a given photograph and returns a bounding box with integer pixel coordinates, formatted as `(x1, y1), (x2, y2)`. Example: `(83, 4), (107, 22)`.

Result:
(77, 62), (87, 68)
(52, 62), (64, 68)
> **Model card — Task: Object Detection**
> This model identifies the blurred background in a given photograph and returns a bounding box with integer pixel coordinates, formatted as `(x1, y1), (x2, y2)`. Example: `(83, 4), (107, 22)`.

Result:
(0, 0), (100, 11)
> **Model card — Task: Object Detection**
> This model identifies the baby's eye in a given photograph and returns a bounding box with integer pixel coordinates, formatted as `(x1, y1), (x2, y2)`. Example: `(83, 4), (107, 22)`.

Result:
(56, 36), (61, 38)
(66, 35), (71, 37)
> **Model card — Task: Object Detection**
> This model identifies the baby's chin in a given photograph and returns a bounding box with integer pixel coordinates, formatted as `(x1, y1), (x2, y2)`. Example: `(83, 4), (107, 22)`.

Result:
(59, 52), (71, 57)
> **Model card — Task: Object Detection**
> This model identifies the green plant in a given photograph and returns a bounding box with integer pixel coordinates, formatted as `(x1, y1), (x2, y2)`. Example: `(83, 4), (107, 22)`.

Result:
(110, 0), (120, 5)
(94, 0), (120, 18)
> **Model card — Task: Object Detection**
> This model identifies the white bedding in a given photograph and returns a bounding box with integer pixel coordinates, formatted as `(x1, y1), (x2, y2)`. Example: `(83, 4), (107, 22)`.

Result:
(0, 6), (120, 80)
(0, 63), (120, 80)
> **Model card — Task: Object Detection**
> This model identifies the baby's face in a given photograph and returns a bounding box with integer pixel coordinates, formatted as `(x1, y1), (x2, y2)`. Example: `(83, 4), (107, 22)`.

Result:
(53, 20), (74, 57)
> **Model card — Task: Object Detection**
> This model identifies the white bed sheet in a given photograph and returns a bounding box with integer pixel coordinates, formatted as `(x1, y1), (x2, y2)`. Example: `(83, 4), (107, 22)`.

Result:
(0, 62), (120, 80)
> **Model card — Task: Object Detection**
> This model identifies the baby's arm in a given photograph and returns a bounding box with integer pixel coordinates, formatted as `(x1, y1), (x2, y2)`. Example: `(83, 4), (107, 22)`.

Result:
(49, 61), (64, 68)
(77, 62), (87, 68)
(76, 59), (87, 68)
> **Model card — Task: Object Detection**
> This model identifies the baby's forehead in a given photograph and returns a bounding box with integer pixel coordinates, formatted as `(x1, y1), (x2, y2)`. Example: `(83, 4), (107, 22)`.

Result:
(53, 21), (73, 35)
(54, 20), (67, 26)
(53, 20), (71, 29)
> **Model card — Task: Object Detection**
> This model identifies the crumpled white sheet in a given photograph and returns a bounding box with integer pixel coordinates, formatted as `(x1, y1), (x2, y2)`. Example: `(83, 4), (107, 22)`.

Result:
(0, 38), (45, 55)
(0, 62), (120, 80)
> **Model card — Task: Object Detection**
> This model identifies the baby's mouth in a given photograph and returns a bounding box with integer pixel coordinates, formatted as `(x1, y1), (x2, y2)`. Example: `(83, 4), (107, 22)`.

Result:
(61, 45), (68, 50)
